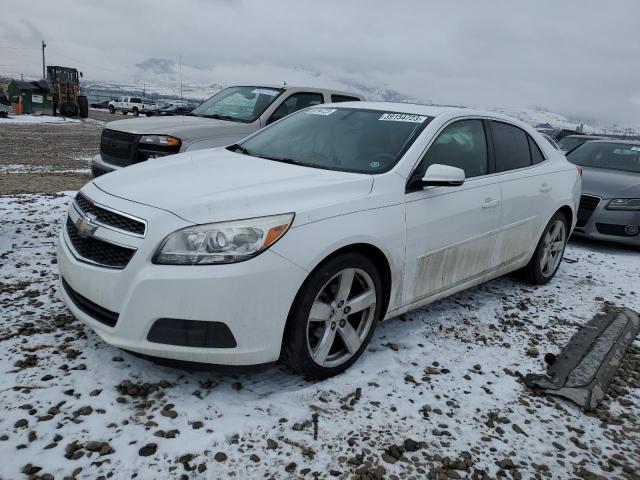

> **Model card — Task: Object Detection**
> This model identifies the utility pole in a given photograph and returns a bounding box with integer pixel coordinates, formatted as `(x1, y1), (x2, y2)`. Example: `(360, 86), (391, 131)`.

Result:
(41, 40), (46, 79)
(179, 55), (183, 102)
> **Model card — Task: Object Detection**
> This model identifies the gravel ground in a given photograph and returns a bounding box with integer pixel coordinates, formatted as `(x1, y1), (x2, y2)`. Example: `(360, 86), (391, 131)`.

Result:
(0, 109), (120, 195)
(0, 194), (638, 480)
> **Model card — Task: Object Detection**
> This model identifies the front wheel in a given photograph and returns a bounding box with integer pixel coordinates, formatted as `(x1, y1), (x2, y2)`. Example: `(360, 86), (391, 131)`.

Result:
(281, 253), (383, 379)
(521, 212), (568, 284)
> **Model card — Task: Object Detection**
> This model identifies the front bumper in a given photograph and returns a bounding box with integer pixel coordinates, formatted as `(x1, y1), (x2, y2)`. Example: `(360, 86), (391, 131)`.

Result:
(573, 195), (640, 246)
(57, 188), (308, 365)
(91, 153), (118, 177)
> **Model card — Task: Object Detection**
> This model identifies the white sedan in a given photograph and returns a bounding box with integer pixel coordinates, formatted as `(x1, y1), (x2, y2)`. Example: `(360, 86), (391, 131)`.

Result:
(57, 103), (581, 379)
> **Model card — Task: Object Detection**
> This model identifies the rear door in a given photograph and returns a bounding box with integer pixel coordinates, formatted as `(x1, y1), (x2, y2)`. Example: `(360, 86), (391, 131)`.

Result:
(403, 118), (501, 306)
(488, 121), (554, 267)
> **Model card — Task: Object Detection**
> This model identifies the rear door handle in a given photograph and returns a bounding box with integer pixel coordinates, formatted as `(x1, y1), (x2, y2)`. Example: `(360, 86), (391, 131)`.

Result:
(540, 183), (552, 193)
(482, 198), (499, 208)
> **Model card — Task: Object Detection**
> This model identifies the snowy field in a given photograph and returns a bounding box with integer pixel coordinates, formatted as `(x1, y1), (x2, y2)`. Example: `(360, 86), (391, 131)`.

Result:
(0, 115), (81, 125)
(0, 194), (638, 480)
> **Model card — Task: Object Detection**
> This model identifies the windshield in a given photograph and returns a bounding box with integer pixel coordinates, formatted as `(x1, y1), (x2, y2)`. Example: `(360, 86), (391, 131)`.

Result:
(236, 107), (432, 174)
(557, 136), (589, 152)
(567, 142), (640, 174)
(190, 86), (284, 122)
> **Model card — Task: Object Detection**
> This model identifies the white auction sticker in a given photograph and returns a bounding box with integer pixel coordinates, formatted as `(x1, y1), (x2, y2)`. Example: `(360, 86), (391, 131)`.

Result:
(306, 108), (337, 116)
(251, 88), (279, 96)
(379, 113), (427, 123)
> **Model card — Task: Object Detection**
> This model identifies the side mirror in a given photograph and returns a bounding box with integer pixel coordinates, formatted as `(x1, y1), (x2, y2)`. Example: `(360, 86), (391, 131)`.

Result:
(420, 164), (465, 187)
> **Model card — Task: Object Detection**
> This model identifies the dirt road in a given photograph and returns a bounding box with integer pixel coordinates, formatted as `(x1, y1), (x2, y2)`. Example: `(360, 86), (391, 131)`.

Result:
(0, 109), (117, 194)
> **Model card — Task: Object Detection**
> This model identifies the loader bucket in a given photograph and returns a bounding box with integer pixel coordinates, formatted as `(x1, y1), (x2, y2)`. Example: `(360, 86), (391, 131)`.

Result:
(524, 306), (639, 411)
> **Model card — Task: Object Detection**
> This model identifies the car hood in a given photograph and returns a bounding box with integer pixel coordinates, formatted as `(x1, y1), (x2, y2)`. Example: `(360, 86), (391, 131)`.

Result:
(581, 167), (640, 198)
(93, 148), (374, 225)
(105, 115), (255, 139)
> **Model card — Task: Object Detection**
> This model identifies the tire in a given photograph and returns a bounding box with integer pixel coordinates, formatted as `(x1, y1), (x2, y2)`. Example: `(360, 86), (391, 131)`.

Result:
(281, 253), (383, 379)
(77, 96), (89, 118)
(59, 101), (78, 117)
(109, 105), (115, 114)
(521, 212), (568, 285)
(133, 107), (139, 116)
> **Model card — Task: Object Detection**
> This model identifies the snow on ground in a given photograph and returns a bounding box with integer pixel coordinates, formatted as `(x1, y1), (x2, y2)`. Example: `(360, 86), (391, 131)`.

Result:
(0, 194), (638, 480)
(0, 115), (81, 125)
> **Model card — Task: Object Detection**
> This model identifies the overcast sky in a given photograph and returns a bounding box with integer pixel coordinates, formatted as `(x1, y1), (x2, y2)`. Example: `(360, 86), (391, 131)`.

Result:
(1, 0), (639, 126)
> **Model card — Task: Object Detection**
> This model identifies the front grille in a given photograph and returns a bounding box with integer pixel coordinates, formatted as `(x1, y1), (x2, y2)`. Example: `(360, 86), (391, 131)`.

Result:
(576, 194), (601, 228)
(100, 129), (180, 167)
(596, 223), (639, 237)
(62, 277), (119, 327)
(100, 129), (138, 167)
(76, 193), (146, 236)
(66, 217), (136, 269)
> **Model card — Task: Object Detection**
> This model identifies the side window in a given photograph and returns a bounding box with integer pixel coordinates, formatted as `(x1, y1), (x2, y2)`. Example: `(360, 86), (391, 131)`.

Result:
(331, 94), (360, 103)
(268, 92), (324, 124)
(417, 119), (488, 179)
(130, 97), (142, 104)
(528, 135), (545, 164)
(492, 121), (532, 172)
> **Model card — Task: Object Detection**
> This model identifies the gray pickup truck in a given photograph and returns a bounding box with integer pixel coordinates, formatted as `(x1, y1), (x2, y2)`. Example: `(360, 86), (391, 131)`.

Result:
(92, 85), (362, 177)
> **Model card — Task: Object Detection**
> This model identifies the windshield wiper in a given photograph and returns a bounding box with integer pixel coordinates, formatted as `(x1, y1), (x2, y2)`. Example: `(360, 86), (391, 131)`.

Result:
(258, 155), (308, 167)
(228, 144), (253, 156)
(203, 114), (236, 121)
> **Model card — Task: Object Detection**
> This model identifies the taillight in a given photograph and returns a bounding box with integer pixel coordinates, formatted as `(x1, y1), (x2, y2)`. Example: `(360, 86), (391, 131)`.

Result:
(576, 165), (583, 176)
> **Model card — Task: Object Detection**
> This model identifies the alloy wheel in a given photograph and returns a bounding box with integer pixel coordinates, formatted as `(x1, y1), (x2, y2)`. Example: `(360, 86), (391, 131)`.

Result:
(539, 219), (566, 277)
(306, 267), (377, 368)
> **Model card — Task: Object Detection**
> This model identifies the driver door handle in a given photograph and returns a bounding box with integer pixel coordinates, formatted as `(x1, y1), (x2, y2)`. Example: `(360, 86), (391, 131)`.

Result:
(482, 198), (499, 209)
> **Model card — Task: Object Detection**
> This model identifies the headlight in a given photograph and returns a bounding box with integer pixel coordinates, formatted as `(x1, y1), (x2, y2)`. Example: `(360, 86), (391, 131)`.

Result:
(606, 198), (640, 211)
(139, 135), (181, 147)
(154, 213), (294, 265)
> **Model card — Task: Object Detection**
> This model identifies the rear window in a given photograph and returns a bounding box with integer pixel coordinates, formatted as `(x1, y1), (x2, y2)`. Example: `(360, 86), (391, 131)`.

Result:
(557, 136), (586, 152)
(491, 121), (531, 172)
(567, 142), (640, 174)
(331, 95), (361, 103)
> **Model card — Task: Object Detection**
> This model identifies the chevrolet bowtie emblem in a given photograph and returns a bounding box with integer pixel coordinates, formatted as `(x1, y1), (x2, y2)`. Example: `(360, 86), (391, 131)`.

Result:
(75, 214), (97, 238)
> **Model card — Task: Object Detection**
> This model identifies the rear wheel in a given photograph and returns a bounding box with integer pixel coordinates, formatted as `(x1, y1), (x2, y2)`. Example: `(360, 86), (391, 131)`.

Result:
(281, 253), (383, 379)
(521, 212), (568, 284)
(108, 105), (115, 114)
(59, 101), (78, 117)
(133, 107), (139, 116)
(77, 95), (88, 118)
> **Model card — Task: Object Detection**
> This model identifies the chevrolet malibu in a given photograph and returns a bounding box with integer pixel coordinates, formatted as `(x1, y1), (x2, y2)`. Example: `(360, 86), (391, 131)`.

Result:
(58, 103), (581, 379)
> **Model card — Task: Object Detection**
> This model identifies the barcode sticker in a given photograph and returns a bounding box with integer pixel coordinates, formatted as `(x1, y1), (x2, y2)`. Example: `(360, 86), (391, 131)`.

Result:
(379, 113), (427, 123)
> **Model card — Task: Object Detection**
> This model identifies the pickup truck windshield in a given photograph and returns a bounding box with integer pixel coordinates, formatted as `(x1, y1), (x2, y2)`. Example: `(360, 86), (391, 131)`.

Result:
(236, 107), (433, 174)
(190, 86), (284, 123)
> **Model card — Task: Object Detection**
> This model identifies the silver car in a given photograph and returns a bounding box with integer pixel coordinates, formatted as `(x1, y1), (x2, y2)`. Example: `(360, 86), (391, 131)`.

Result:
(567, 140), (640, 246)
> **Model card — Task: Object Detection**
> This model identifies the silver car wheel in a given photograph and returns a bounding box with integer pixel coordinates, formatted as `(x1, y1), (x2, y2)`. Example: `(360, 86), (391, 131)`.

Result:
(539, 219), (566, 277)
(306, 267), (377, 368)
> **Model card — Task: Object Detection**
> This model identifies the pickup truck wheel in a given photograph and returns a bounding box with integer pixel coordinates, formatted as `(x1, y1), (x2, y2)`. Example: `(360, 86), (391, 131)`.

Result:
(109, 105), (115, 114)
(133, 107), (139, 116)
(281, 253), (382, 379)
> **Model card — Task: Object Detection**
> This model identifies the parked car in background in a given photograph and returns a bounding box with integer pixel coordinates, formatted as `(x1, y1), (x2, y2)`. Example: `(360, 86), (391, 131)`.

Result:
(90, 100), (111, 109)
(156, 101), (195, 116)
(557, 134), (609, 153)
(567, 140), (640, 246)
(60, 103), (580, 378)
(108, 96), (157, 117)
(91, 85), (363, 177)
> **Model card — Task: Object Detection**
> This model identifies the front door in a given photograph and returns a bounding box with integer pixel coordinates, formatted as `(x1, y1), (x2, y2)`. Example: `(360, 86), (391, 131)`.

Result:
(403, 119), (501, 306)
